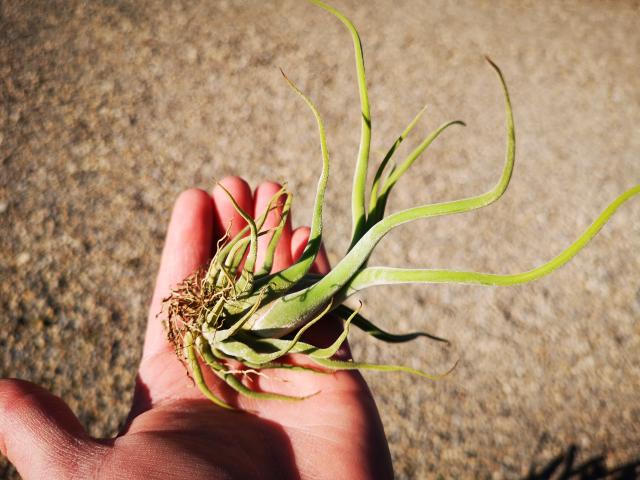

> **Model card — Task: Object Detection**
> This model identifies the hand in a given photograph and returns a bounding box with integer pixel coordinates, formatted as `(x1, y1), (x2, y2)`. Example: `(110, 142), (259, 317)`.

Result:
(0, 177), (393, 479)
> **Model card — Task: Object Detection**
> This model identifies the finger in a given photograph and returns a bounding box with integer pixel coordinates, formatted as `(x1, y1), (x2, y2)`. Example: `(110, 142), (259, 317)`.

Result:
(291, 226), (331, 274)
(142, 189), (216, 362)
(253, 181), (293, 272)
(212, 176), (254, 240)
(0, 379), (106, 478)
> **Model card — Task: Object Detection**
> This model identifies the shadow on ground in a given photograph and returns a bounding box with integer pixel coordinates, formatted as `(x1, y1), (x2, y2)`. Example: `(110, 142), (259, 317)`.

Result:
(525, 445), (640, 480)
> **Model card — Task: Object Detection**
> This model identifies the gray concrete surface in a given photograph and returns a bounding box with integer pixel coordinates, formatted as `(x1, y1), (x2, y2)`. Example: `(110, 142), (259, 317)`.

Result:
(1, 0), (639, 478)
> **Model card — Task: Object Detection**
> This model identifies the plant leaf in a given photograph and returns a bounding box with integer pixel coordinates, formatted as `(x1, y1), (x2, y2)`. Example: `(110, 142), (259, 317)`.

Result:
(309, 356), (457, 381)
(217, 300), (333, 364)
(333, 304), (449, 344)
(251, 71), (330, 299)
(252, 58), (515, 337)
(216, 183), (259, 293)
(308, 0), (371, 248)
(346, 184), (640, 291)
(196, 337), (313, 401)
(367, 119), (466, 228)
(183, 332), (234, 409)
(255, 192), (293, 277)
(368, 105), (428, 218)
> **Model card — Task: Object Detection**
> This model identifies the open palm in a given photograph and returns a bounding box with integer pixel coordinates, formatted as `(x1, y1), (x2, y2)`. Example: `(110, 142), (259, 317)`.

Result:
(0, 177), (393, 479)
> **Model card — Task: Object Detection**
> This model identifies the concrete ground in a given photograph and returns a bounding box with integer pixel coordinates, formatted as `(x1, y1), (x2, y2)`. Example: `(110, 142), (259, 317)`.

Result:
(1, 0), (639, 478)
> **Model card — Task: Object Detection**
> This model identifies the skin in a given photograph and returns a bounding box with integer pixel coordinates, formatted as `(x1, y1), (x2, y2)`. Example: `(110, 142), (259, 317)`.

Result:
(0, 176), (393, 479)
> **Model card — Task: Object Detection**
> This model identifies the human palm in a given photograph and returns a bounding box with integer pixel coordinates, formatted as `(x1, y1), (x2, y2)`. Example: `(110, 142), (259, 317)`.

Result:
(0, 177), (393, 479)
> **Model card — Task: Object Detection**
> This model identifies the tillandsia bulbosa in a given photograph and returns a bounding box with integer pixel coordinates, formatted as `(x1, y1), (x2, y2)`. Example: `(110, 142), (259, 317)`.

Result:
(163, 0), (640, 409)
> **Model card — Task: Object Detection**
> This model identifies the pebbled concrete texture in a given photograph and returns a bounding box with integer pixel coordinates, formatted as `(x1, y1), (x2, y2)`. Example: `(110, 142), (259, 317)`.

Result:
(1, 0), (639, 477)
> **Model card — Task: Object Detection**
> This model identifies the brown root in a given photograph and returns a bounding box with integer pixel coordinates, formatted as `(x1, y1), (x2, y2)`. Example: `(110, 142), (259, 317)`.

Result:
(162, 267), (231, 359)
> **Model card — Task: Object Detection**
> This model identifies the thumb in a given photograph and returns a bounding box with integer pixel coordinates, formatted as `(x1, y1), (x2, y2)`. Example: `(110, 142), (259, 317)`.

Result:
(0, 379), (106, 479)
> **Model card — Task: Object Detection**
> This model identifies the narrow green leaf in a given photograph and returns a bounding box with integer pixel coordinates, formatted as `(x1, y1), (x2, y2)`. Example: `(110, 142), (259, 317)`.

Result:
(231, 301), (357, 361)
(209, 188), (284, 284)
(183, 332), (234, 410)
(368, 104), (428, 216)
(251, 71), (330, 297)
(367, 120), (466, 228)
(218, 300), (333, 364)
(334, 304), (449, 344)
(307, 303), (356, 359)
(347, 184), (640, 291)
(309, 356), (457, 381)
(216, 184), (259, 293)
(203, 290), (266, 343)
(196, 337), (313, 401)
(255, 192), (293, 277)
(308, 0), (371, 248)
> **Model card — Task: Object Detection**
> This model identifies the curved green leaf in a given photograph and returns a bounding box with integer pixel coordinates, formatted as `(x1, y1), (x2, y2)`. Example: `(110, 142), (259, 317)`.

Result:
(347, 184), (640, 291)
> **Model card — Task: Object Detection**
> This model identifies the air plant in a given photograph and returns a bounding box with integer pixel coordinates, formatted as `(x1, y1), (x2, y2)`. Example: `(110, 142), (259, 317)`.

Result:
(163, 0), (639, 409)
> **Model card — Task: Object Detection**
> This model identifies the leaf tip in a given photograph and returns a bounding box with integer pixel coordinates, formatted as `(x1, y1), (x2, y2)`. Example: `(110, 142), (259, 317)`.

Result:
(484, 55), (505, 78)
